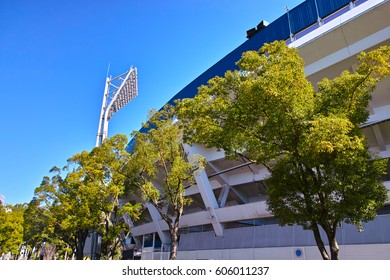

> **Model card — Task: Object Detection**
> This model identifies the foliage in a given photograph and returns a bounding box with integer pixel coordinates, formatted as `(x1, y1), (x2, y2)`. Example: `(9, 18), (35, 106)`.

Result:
(0, 203), (25, 257)
(176, 41), (390, 260)
(31, 135), (141, 260)
(126, 105), (206, 260)
(32, 167), (91, 259)
(67, 134), (141, 260)
(23, 197), (53, 258)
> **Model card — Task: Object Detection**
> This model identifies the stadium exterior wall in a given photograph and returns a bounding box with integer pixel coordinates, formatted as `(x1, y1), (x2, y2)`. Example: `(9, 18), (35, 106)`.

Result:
(128, 0), (390, 260)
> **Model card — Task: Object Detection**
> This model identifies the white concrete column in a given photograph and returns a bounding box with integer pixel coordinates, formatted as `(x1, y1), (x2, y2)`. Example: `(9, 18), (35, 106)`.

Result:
(146, 203), (171, 244)
(184, 144), (224, 236)
(373, 125), (386, 151)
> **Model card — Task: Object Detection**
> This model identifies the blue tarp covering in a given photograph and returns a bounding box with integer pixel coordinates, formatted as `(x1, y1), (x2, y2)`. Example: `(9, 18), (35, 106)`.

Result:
(317, 0), (352, 18)
(290, 0), (318, 34)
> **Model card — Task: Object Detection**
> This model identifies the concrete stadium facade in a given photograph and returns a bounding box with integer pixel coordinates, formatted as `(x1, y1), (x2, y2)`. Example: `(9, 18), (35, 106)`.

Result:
(127, 0), (390, 260)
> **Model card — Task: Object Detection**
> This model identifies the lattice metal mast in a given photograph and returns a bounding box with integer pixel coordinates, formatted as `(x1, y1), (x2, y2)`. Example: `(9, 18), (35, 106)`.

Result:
(96, 67), (138, 147)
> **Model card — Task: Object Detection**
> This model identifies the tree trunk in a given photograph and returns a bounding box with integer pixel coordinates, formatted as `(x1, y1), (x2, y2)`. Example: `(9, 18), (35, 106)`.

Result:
(76, 229), (88, 260)
(319, 220), (340, 260)
(108, 239), (120, 260)
(324, 226), (339, 260)
(329, 238), (339, 260)
(154, 202), (182, 260)
(169, 224), (179, 260)
(311, 222), (330, 260)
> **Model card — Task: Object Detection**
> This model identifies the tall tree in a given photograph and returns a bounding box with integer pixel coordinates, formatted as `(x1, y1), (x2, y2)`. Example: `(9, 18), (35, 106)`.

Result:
(0, 203), (25, 258)
(176, 41), (390, 260)
(23, 197), (53, 259)
(33, 135), (141, 260)
(67, 134), (141, 259)
(127, 106), (205, 260)
(33, 167), (95, 260)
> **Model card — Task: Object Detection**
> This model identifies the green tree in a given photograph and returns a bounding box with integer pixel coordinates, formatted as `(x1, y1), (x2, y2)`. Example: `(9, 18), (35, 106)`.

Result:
(176, 41), (390, 260)
(67, 134), (141, 259)
(33, 167), (93, 260)
(127, 106), (205, 260)
(0, 203), (25, 258)
(33, 135), (141, 260)
(23, 197), (52, 259)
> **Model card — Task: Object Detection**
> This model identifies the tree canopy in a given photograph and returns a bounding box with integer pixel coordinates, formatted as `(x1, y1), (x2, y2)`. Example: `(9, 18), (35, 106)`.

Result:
(176, 41), (390, 260)
(32, 134), (141, 260)
(126, 106), (206, 260)
(0, 203), (25, 257)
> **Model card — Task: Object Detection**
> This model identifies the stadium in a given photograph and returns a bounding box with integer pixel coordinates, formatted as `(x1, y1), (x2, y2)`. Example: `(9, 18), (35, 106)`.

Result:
(125, 0), (390, 260)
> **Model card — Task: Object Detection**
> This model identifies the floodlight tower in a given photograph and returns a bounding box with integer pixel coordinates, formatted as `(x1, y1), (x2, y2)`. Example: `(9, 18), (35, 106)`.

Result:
(96, 66), (138, 147)
(91, 67), (138, 260)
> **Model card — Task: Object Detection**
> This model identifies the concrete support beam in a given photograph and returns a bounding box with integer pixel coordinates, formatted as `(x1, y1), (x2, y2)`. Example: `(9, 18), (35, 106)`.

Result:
(218, 184), (230, 208)
(184, 144), (224, 237)
(122, 213), (142, 248)
(145, 203), (171, 244)
(208, 162), (230, 186)
(208, 157), (250, 205)
(373, 125), (387, 151)
(230, 186), (250, 204)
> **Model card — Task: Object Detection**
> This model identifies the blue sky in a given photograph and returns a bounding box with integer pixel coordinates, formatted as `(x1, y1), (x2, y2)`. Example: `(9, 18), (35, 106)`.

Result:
(0, 0), (303, 205)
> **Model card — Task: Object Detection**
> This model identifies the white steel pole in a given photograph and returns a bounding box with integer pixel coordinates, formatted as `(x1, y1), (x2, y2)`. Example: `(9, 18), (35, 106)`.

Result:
(96, 76), (110, 147)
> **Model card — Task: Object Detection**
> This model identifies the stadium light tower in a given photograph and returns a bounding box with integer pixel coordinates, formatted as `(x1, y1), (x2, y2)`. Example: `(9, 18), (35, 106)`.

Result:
(96, 66), (138, 147)
(91, 66), (138, 260)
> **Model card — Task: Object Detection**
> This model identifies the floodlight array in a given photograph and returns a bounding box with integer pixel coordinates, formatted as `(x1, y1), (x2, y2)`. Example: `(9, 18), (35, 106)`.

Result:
(106, 68), (138, 120)
(96, 67), (138, 147)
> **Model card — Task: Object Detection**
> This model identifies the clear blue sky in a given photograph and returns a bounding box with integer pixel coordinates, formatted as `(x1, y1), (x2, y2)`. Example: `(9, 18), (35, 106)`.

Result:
(0, 0), (303, 205)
